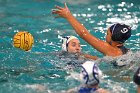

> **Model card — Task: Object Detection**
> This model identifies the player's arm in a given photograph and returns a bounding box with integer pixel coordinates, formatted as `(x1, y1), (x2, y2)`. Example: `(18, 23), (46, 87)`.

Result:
(83, 54), (98, 60)
(52, 3), (122, 56)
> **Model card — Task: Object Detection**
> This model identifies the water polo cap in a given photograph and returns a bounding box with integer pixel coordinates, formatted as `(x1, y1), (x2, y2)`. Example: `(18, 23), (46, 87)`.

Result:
(62, 36), (79, 51)
(110, 23), (131, 43)
(81, 61), (102, 86)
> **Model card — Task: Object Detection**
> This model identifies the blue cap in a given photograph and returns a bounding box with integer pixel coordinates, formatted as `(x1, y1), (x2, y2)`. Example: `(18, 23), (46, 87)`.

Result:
(110, 23), (131, 43)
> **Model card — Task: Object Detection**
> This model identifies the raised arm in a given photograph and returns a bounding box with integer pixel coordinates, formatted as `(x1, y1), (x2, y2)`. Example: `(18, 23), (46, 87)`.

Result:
(83, 54), (98, 60)
(52, 3), (121, 56)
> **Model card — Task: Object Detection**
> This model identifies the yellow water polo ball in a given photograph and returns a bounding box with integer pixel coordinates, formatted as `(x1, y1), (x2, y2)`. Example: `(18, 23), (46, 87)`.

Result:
(13, 31), (34, 51)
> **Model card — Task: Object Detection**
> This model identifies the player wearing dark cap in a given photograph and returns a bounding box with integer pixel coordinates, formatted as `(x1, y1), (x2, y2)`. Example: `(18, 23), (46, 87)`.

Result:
(109, 23), (131, 54)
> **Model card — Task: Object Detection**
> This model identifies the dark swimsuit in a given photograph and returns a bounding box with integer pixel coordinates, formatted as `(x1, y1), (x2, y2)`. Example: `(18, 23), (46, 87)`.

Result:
(78, 87), (97, 93)
(112, 46), (129, 67)
(117, 46), (129, 54)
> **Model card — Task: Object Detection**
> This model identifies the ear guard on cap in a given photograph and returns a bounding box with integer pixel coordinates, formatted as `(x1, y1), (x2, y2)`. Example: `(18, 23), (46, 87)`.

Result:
(62, 36), (70, 51)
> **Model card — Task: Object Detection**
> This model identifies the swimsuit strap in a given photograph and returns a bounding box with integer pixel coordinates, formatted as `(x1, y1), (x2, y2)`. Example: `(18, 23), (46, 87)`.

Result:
(79, 87), (97, 93)
(117, 46), (129, 54)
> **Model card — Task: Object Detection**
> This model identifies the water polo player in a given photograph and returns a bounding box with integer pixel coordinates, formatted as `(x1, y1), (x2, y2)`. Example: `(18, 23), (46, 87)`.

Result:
(52, 3), (132, 57)
(61, 36), (97, 60)
(67, 61), (109, 93)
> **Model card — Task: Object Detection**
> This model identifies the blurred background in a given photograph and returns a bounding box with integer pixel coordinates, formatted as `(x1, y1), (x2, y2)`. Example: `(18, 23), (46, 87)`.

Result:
(0, 0), (140, 93)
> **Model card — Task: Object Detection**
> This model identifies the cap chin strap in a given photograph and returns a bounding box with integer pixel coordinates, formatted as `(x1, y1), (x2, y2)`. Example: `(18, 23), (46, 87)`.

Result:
(109, 41), (112, 45)
(109, 38), (124, 46)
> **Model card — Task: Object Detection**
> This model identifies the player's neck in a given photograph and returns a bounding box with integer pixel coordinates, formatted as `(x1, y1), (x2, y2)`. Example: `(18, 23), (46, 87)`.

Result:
(111, 41), (123, 47)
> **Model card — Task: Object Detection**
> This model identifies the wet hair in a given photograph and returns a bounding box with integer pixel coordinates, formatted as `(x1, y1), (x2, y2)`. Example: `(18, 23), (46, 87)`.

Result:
(110, 23), (131, 43)
(133, 67), (140, 85)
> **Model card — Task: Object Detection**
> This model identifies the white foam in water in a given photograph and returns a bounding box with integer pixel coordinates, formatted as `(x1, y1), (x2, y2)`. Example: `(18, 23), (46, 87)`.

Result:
(105, 79), (128, 93)
(97, 51), (140, 66)
(65, 71), (81, 81)
(25, 84), (46, 92)
(93, 51), (140, 81)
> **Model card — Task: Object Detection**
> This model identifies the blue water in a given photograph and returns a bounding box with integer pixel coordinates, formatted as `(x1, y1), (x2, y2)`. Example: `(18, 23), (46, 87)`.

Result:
(0, 0), (140, 93)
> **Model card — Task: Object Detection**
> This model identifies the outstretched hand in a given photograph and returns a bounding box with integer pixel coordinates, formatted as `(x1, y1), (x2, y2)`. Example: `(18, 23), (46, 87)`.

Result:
(52, 3), (72, 18)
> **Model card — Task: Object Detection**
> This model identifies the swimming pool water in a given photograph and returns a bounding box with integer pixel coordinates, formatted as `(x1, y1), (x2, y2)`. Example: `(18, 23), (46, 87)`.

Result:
(0, 0), (140, 93)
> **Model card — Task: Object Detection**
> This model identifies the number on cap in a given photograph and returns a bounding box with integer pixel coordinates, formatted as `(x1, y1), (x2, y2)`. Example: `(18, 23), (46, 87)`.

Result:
(121, 28), (128, 33)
